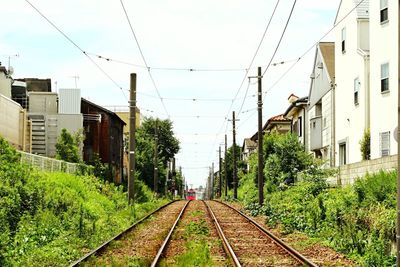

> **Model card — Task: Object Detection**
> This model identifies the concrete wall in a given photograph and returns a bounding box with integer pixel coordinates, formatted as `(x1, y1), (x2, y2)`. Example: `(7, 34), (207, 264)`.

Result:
(328, 155), (397, 186)
(0, 94), (31, 151)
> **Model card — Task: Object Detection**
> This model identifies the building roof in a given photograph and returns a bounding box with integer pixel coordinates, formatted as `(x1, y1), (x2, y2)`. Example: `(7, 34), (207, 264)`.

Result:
(334, 0), (369, 24)
(319, 42), (335, 81)
(81, 98), (126, 126)
(284, 96), (308, 117)
(250, 114), (291, 141)
(242, 138), (257, 150)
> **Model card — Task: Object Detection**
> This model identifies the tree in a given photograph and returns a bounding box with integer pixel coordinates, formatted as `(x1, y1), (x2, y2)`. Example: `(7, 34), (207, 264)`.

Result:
(263, 132), (313, 192)
(135, 117), (180, 194)
(55, 128), (81, 163)
(222, 144), (246, 191)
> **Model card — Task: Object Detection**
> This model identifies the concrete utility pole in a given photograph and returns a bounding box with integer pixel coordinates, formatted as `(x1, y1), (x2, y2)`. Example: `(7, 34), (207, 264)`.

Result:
(219, 146), (222, 198)
(257, 67), (264, 206)
(154, 120), (158, 195)
(224, 134), (228, 197)
(128, 73), (137, 205)
(232, 111), (238, 199)
(396, 1), (400, 265)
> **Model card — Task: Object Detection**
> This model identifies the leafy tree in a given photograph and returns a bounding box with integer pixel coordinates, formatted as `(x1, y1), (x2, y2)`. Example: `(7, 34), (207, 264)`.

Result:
(135, 117), (180, 194)
(55, 128), (81, 163)
(222, 144), (246, 190)
(263, 132), (313, 192)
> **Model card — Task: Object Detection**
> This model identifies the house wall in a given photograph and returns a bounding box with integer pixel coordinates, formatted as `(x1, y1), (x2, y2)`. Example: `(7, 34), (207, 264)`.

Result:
(369, 0), (399, 159)
(335, 1), (369, 166)
(0, 72), (12, 98)
(0, 94), (30, 151)
(322, 90), (333, 166)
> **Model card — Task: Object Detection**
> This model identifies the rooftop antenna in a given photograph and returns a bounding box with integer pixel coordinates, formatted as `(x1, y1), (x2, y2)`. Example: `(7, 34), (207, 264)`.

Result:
(70, 75), (79, 89)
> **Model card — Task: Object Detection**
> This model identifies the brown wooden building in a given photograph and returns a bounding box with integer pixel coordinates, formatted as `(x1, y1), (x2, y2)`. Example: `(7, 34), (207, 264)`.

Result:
(81, 98), (125, 183)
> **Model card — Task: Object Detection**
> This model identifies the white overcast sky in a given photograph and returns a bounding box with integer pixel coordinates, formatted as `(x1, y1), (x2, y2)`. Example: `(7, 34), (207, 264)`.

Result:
(1, 0), (342, 188)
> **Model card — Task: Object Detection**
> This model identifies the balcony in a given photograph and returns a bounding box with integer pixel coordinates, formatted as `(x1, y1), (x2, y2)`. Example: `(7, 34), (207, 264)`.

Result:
(310, 116), (322, 150)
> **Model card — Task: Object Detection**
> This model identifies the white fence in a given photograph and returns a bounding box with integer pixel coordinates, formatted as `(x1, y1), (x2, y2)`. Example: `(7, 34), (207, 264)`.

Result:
(19, 151), (77, 174)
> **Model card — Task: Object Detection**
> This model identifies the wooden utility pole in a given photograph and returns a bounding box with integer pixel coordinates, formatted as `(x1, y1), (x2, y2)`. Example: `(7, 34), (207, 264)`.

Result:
(224, 134), (228, 197)
(257, 67), (264, 206)
(154, 120), (158, 195)
(128, 73), (137, 205)
(211, 162), (215, 199)
(232, 111), (238, 199)
(396, 1), (400, 265)
(219, 146), (222, 198)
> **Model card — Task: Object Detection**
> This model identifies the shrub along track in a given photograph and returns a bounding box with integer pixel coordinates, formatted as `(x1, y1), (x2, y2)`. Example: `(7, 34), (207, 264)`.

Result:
(206, 200), (318, 267)
(158, 200), (230, 266)
(70, 200), (188, 266)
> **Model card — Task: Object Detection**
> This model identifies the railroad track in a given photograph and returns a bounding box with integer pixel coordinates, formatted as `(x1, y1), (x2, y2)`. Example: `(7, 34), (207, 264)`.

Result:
(69, 200), (189, 266)
(153, 200), (230, 266)
(205, 200), (318, 267)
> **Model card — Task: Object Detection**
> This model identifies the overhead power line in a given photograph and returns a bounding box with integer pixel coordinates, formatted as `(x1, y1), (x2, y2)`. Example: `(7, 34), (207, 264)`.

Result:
(208, 0), (281, 163)
(119, 0), (169, 117)
(24, 0), (128, 101)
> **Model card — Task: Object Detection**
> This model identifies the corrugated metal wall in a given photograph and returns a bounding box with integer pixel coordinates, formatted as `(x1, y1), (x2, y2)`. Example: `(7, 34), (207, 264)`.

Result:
(59, 88), (81, 114)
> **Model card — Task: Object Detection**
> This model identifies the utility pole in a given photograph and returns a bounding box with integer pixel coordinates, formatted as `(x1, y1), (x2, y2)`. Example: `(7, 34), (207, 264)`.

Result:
(128, 73), (137, 205)
(154, 120), (158, 195)
(211, 162), (215, 199)
(224, 134), (228, 197)
(249, 67), (265, 206)
(257, 67), (264, 206)
(219, 146), (222, 198)
(232, 111), (238, 199)
(396, 1), (400, 265)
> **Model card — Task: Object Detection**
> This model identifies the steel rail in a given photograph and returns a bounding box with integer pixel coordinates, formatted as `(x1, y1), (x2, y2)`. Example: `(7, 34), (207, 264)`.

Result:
(214, 200), (318, 267)
(150, 200), (191, 267)
(69, 200), (178, 266)
(203, 200), (242, 267)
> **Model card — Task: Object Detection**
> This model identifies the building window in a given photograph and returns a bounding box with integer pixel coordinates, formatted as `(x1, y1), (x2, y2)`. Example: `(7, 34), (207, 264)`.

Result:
(341, 27), (346, 53)
(380, 131), (390, 157)
(339, 142), (347, 166)
(354, 77), (360, 105)
(380, 0), (388, 23)
(381, 63), (389, 93)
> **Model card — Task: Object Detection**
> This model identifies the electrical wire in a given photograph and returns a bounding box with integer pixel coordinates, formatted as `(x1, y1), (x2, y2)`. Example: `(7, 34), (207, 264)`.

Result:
(119, 0), (169, 117)
(262, 0), (297, 77)
(24, 0), (128, 101)
(208, 0), (281, 164)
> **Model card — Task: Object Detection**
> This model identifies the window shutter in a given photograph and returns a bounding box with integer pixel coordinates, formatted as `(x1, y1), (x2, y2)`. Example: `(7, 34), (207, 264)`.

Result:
(380, 131), (390, 157)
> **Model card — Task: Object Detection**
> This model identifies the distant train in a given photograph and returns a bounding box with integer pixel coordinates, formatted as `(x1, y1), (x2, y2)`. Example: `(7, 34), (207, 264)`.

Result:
(186, 189), (196, 200)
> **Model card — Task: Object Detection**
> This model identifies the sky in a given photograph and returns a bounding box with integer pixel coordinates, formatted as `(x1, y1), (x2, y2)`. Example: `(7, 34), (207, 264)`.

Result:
(0, 0), (342, 188)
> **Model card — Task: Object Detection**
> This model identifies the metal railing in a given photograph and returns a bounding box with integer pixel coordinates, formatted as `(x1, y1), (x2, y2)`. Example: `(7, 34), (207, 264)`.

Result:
(19, 151), (93, 175)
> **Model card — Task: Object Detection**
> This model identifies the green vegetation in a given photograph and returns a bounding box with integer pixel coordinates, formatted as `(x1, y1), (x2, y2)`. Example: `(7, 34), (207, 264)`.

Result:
(360, 128), (371, 160)
(135, 117), (181, 195)
(0, 136), (167, 266)
(235, 132), (396, 266)
(55, 128), (82, 163)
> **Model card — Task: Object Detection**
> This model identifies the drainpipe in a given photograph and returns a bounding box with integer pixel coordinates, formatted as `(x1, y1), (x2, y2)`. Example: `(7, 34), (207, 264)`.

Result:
(364, 54), (370, 130)
(331, 81), (336, 167)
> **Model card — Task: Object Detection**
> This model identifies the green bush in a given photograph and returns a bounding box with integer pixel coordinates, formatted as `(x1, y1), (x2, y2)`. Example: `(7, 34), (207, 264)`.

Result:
(0, 136), (168, 266)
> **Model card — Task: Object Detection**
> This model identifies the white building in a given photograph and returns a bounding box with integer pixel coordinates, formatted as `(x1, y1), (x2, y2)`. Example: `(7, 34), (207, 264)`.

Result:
(308, 42), (335, 167)
(369, 0), (398, 159)
(334, 0), (370, 166)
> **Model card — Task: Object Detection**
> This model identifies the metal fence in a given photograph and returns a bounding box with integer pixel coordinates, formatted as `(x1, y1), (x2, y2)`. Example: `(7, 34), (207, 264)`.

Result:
(19, 151), (82, 174)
